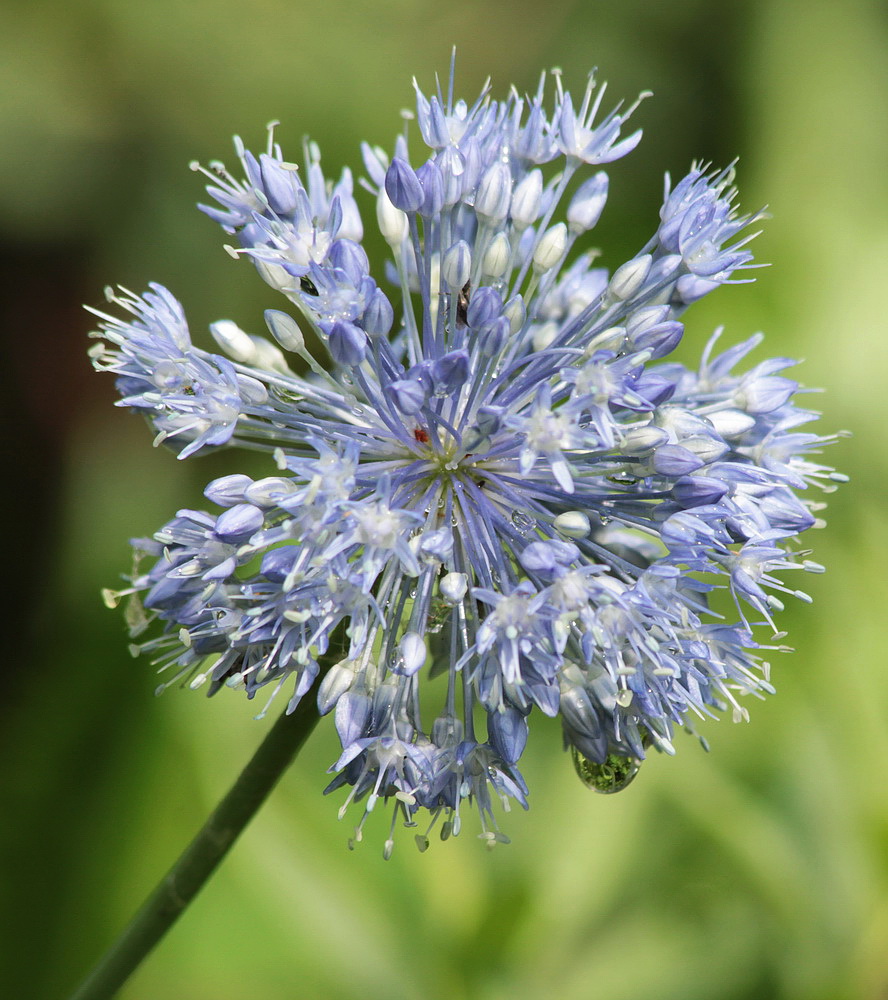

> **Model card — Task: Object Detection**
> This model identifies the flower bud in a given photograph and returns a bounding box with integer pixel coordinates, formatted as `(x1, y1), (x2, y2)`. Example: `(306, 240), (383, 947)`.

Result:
(210, 320), (256, 364)
(264, 309), (304, 353)
(632, 321), (684, 358)
(393, 632), (426, 676)
(416, 159), (445, 216)
(259, 153), (298, 215)
(214, 503), (264, 542)
(567, 171), (609, 233)
(317, 661), (356, 715)
(620, 425), (669, 455)
(482, 232), (511, 279)
(432, 350), (469, 395)
(553, 511), (591, 538)
(488, 706), (528, 764)
(440, 572), (468, 604)
(475, 161), (512, 223)
(328, 239), (369, 285)
(328, 320), (367, 367)
(439, 146), (466, 206)
(466, 286), (502, 330)
(652, 444), (705, 476)
(259, 547), (299, 583)
(671, 475), (729, 508)
(361, 288), (394, 337)
(335, 690), (371, 747)
(510, 169), (543, 227)
(502, 294), (526, 335)
(376, 187), (408, 247)
(384, 157), (423, 213)
(608, 254), (652, 300)
(533, 222), (568, 273)
(419, 527), (453, 561)
(385, 378), (427, 414)
(442, 240), (472, 290)
(460, 138), (483, 195)
(478, 316), (510, 357)
(204, 474), (253, 507)
(625, 305), (670, 337)
(244, 477), (296, 507)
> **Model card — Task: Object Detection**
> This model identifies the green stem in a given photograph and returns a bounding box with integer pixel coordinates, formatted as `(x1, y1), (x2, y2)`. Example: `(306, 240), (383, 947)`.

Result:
(68, 685), (326, 1000)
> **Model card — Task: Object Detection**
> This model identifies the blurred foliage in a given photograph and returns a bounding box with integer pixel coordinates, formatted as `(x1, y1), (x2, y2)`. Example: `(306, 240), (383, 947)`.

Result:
(1, 0), (887, 998)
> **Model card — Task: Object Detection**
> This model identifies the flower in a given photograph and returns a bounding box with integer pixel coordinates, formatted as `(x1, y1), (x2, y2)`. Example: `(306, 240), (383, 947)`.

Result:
(91, 63), (844, 853)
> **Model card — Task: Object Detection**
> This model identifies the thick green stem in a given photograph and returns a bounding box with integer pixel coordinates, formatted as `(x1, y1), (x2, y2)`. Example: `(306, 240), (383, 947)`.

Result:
(68, 686), (325, 1000)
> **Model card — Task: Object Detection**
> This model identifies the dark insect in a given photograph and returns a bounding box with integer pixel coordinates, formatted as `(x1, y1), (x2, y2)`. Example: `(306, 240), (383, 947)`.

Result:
(456, 281), (471, 327)
(299, 276), (319, 296)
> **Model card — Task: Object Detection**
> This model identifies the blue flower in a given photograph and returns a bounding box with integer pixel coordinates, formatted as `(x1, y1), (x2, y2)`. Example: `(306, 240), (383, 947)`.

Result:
(92, 63), (844, 852)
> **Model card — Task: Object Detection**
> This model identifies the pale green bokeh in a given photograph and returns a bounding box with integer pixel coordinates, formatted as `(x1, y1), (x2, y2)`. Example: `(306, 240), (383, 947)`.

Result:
(2, 2), (887, 998)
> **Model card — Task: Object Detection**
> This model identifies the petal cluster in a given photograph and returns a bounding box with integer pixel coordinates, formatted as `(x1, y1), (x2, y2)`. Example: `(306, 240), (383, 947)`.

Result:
(91, 65), (844, 852)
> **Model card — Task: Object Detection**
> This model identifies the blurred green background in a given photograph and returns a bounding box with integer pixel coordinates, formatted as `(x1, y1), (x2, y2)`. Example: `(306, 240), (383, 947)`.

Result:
(2, 0), (887, 997)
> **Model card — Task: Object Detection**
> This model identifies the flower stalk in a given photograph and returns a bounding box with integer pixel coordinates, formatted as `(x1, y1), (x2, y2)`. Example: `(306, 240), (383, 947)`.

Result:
(67, 675), (327, 1000)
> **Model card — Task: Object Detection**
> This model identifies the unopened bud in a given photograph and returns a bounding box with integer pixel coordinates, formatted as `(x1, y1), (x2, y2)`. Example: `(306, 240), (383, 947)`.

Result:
(264, 309), (304, 353)
(328, 320), (367, 367)
(482, 232), (511, 279)
(384, 157), (423, 213)
(442, 240), (472, 290)
(475, 162), (512, 223)
(510, 169), (543, 227)
(502, 295), (526, 335)
(533, 223), (568, 273)
(553, 511), (591, 538)
(608, 254), (652, 300)
(376, 188), (408, 247)
(440, 572), (468, 604)
(567, 171), (609, 233)
(210, 320), (256, 363)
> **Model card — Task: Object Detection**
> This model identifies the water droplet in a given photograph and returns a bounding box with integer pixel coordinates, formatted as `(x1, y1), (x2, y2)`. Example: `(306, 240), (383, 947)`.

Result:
(510, 510), (534, 535)
(571, 746), (641, 794)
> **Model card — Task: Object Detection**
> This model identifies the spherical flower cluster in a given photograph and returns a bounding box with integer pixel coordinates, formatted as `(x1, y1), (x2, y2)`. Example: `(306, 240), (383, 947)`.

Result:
(91, 65), (843, 854)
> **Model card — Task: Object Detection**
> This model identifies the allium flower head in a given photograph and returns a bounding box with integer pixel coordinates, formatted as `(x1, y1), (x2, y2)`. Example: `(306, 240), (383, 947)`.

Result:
(91, 61), (844, 853)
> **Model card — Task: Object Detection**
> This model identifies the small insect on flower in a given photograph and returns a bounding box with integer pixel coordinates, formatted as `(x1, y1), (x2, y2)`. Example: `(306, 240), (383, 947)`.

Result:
(456, 281), (472, 327)
(90, 55), (844, 855)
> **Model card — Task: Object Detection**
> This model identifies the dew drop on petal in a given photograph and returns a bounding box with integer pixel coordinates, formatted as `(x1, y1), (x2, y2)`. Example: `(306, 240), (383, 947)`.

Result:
(510, 510), (534, 535)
